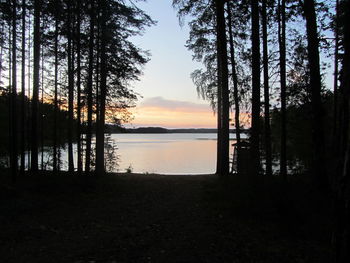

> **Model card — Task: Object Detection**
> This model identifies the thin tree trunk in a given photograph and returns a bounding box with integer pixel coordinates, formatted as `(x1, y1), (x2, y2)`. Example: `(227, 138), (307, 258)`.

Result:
(85, 0), (94, 173)
(216, 76), (222, 174)
(76, 0), (82, 174)
(11, 0), (18, 182)
(40, 47), (44, 170)
(26, 9), (31, 170)
(278, 0), (287, 178)
(262, 0), (272, 176)
(333, 0), (339, 138)
(95, 10), (100, 125)
(227, 2), (241, 173)
(251, 0), (261, 176)
(0, 22), (3, 85)
(53, 1), (58, 172)
(67, 1), (74, 172)
(31, 0), (40, 172)
(20, 0), (25, 175)
(95, 0), (107, 174)
(303, 0), (328, 190)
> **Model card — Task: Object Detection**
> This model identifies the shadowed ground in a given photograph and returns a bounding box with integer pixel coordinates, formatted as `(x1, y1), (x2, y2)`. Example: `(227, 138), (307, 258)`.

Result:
(1, 173), (332, 262)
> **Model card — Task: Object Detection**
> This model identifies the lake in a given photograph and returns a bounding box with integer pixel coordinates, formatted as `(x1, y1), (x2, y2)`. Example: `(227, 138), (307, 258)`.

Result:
(21, 133), (246, 174)
(111, 133), (220, 174)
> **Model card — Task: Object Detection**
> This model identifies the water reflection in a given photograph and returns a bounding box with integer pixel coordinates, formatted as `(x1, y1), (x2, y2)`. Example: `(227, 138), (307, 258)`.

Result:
(17, 133), (244, 174)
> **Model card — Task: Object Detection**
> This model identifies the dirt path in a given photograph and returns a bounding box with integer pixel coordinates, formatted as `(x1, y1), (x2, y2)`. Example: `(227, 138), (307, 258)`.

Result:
(0, 174), (331, 262)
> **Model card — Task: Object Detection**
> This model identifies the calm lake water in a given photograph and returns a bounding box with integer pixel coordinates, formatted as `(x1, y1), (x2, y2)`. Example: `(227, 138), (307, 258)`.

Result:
(21, 133), (246, 174)
(113, 133), (219, 174)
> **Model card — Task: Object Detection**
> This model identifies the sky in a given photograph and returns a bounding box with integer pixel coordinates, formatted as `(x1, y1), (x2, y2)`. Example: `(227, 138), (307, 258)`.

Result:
(128, 0), (217, 129)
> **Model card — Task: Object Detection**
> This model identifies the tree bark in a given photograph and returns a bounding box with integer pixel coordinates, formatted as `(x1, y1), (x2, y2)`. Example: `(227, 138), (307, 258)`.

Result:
(262, 0), (272, 176)
(67, 1), (74, 172)
(85, 0), (95, 173)
(95, 0), (107, 174)
(11, 0), (18, 182)
(215, 0), (230, 176)
(227, 2), (241, 174)
(303, 0), (328, 190)
(20, 0), (26, 176)
(251, 0), (261, 176)
(53, 0), (59, 172)
(278, 0), (287, 178)
(31, 0), (40, 172)
(335, 1), (350, 262)
(76, 0), (82, 174)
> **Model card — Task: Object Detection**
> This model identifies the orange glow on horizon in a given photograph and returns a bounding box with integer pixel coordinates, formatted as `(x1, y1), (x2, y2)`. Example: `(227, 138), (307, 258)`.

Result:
(130, 106), (217, 128)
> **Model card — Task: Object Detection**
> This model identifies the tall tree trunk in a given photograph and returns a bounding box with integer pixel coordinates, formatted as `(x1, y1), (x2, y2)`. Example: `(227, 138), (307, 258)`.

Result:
(262, 0), (272, 176)
(216, 77), (222, 174)
(20, 0), (25, 175)
(278, 0), (287, 178)
(303, 0), (328, 190)
(333, 0), (339, 138)
(10, 0), (18, 182)
(67, 1), (74, 172)
(95, 0), (107, 174)
(95, 10), (100, 125)
(251, 0), (261, 176)
(40, 47), (44, 170)
(26, 10), (31, 170)
(85, 0), (94, 173)
(76, 0), (82, 174)
(53, 1), (59, 172)
(227, 2), (241, 173)
(335, 2), (350, 261)
(0, 22), (3, 85)
(31, 0), (40, 172)
(215, 0), (230, 176)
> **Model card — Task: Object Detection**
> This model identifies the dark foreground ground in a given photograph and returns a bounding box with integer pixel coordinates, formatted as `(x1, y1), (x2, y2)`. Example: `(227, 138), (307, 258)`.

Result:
(1, 172), (332, 262)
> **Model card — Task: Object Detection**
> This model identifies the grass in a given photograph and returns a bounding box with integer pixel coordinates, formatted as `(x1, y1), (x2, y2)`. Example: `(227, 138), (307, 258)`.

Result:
(0, 171), (333, 262)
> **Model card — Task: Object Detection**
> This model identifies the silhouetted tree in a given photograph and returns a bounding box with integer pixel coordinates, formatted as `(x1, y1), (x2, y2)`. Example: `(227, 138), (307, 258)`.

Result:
(20, 0), (25, 176)
(278, 0), (287, 178)
(261, 0), (272, 176)
(302, 0), (328, 190)
(250, 0), (260, 175)
(226, 1), (241, 173)
(31, 0), (40, 172)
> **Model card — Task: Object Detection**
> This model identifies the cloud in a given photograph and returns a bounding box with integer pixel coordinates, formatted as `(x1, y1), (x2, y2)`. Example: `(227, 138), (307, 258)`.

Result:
(139, 96), (212, 113)
(130, 96), (217, 128)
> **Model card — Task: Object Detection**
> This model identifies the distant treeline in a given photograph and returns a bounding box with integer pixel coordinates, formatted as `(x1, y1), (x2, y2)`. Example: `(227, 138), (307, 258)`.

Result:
(109, 127), (249, 134)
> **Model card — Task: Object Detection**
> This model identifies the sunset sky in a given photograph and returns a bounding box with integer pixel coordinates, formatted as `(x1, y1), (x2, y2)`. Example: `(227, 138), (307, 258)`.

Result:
(129, 0), (216, 128)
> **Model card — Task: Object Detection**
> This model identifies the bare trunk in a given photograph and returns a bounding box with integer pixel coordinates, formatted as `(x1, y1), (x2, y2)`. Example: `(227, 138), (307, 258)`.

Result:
(95, 0), (107, 174)
(20, 0), (26, 176)
(251, 0), (261, 175)
(215, 0), (230, 176)
(40, 47), (44, 170)
(53, 1), (58, 172)
(67, 2), (74, 172)
(335, 1), (350, 260)
(11, 0), (18, 182)
(262, 0), (272, 176)
(227, 2), (241, 173)
(303, 0), (328, 190)
(31, 0), (40, 172)
(278, 0), (287, 178)
(76, 0), (82, 174)
(85, 0), (95, 173)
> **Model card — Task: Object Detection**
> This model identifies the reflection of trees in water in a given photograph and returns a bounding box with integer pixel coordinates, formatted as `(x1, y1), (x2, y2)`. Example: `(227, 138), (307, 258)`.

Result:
(0, 135), (120, 172)
(104, 135), (119, 173)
